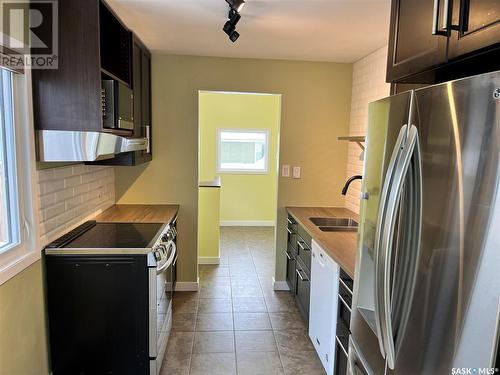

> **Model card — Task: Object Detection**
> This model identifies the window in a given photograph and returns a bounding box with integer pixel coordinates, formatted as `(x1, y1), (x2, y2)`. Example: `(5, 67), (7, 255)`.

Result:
(0, 67), (39, 284)
(0, 70), (20, 253)
(217, 129), (269, 173)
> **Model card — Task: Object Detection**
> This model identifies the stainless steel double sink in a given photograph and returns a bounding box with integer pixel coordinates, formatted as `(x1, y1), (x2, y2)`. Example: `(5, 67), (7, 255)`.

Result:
(309, 217), (359, 232)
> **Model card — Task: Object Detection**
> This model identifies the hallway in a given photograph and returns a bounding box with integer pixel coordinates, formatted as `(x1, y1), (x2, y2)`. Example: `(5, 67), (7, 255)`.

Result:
(162, 227), (326, 375)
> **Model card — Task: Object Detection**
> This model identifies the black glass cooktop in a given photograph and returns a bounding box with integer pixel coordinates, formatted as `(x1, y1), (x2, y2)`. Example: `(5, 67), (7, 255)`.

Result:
(61, 222), (164, 249)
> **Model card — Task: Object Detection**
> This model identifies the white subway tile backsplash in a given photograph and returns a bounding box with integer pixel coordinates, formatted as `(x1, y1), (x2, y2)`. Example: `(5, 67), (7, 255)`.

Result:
(36, 164), (115, 246)
(346, 46), (391, 214)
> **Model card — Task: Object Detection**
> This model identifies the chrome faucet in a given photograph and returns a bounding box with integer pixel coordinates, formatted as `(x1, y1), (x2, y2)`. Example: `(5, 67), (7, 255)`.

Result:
(342, 175), (363, 195)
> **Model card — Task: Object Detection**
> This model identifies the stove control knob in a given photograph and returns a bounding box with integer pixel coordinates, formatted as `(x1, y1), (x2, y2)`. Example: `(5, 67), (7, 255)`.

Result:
(154, 250), (161, 261)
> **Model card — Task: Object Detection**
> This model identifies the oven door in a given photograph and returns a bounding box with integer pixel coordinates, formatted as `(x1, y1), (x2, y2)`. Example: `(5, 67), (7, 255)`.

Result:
(149, 241), (176, 374)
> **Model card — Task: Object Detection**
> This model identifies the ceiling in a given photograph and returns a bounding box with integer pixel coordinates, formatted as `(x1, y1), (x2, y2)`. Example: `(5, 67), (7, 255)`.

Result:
(107, 0), (391, 63)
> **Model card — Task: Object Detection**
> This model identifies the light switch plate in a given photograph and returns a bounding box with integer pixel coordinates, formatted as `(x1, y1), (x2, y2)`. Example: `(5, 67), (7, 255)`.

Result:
(292, 166), (301, 179)
(282, 164), (290, 177)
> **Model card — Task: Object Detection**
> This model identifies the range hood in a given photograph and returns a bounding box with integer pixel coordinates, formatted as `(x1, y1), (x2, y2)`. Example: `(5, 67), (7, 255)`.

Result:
(37, 130), (149, 162)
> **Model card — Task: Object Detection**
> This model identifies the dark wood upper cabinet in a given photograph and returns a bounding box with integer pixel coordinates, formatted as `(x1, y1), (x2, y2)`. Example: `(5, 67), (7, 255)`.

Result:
(33, 0), (153, 165)
(99, 1), (132, 85)
(448, 0), (500, 60)
(91, 36), (152, 166)
(387, 0), (499, 83)
(33, 0), (132, 134)
(32, 0), (103, 132)
(387, 0), (448, 82)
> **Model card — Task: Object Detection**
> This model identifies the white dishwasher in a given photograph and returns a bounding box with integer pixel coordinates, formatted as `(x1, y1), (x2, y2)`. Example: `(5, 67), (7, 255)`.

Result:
(309, 239), (340, 375)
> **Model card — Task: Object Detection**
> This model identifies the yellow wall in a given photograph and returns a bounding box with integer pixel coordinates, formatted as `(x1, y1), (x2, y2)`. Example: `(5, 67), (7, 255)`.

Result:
(198, 187), (221, 259)
(199, 92), (280, 223)
(0, 260), (50, 375)
(115, 54), (353, 282)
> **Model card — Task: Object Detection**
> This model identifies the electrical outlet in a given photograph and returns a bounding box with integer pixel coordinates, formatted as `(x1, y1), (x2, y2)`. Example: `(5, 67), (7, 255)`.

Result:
(282, 164), (290, 177)
(292, 166), (301, 179)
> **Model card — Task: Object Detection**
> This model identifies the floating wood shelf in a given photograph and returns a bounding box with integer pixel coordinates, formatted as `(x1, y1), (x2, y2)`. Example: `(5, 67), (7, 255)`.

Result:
(338, 136), (366, 150)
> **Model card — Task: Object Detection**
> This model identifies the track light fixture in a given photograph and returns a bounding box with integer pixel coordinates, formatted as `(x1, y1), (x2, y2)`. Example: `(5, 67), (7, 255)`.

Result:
(223, 0), (244, 43)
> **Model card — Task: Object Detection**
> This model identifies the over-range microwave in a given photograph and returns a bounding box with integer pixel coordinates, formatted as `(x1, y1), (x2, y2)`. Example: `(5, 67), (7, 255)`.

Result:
(101, 79), (134, 131)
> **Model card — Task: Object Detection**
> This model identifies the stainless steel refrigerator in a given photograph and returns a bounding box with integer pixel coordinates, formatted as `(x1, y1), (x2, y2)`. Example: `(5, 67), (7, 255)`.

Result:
(348, 71), (500, 374)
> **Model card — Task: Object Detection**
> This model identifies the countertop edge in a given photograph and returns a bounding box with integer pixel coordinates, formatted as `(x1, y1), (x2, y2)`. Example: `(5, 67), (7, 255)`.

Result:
(285, 206), (358, 279)
(95, 204), (180, 224)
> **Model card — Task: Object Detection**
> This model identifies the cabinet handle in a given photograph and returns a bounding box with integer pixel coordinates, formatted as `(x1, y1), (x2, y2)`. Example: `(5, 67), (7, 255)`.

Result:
(285, 251), (294, 261)
(335, 336), (349, 358)
(339, 277), (354, 296)
(432, 0), (447, 35)
(298, 241), (310, 252)
(296, 268), (309, 282)
(286, 228), (293, 235)
(144, 125), (151, 153)
(339, 294), (352, 312)
(287, 218), (294, 225)
(442, 0), (460, 31)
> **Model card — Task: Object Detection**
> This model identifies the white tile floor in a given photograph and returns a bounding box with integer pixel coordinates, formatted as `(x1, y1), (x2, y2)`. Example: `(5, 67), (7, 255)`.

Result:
(161, 227), (325, 375)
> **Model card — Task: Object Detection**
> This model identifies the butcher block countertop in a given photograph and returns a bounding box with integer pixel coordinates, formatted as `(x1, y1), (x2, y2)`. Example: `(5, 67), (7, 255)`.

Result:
(95, 204), (179, 224)
(286, 207), (359, 278)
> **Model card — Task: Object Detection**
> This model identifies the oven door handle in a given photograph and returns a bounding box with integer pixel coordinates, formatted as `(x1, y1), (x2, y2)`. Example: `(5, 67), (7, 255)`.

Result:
(156, 241), (176, 275)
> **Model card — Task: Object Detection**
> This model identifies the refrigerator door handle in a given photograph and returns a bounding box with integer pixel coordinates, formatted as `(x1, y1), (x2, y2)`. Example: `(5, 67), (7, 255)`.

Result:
(374, 124), (408, 360)
(380, 124), (422, 369)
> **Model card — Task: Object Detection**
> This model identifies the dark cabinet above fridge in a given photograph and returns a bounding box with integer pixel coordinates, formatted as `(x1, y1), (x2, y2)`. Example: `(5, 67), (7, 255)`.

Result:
(33, 0), (152, 165)
(387, 0), (499, 84)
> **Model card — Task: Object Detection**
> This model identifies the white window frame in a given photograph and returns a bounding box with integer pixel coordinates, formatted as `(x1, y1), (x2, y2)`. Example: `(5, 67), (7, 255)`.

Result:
(0, 68), (41, 285)
(216, 128), (270, 174)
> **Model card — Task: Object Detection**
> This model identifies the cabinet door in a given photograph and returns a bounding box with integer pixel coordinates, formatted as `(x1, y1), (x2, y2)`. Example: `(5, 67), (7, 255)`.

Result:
(132, 40), (142, 138)
(387, 0), (448, 82)
(448, 0), (500, 60)
(295, 257), (311, 322)
(309, 240), (339, 375)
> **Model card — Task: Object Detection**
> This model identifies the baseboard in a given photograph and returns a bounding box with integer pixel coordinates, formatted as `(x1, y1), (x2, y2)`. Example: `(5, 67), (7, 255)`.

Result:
(272, 277), (290, 291)
(220, 220), (275, 227)
(175, 278), (199, 292)
(198, 256), (220, 265)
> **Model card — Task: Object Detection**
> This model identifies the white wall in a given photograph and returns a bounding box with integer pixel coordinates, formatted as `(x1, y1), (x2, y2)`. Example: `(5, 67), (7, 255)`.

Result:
(345, 46), (391, 213)
(37, 165), (115, 245)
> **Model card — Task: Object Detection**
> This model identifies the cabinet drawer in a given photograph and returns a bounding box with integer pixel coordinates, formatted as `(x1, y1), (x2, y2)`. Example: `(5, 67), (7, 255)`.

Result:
(339, 269), (353, 294)
(295, 257), (310, 322)
(297, 235), (312, 272)
(286, 228), (297, 253)
(285, 248), (296, 294)
(334, 321), (350, 375)
(287, 215), (297, 233)
(297, 225), (312, 248)
(338, 282), (352, 329)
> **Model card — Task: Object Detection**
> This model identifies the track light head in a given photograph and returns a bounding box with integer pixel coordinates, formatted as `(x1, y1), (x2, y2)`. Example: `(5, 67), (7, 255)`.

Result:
(225, 0), (245, 12)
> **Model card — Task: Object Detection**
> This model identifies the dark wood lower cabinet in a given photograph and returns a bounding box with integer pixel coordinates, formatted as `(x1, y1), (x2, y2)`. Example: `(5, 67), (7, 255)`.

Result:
(286, 214), (311, 323)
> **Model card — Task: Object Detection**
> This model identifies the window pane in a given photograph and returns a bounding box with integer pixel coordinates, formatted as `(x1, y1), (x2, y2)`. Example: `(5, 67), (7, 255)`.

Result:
(0, 69), (20, 253)
(218, 130), (268, 172)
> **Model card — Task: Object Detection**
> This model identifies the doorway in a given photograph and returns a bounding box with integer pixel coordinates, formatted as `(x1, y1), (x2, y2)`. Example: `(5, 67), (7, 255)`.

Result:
(197, 91), (281, 277)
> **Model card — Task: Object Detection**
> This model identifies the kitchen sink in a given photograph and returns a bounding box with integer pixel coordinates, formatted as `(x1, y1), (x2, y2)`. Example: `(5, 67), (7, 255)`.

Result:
(318, 226), (358, 232)
(309, 217), (359, 232)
